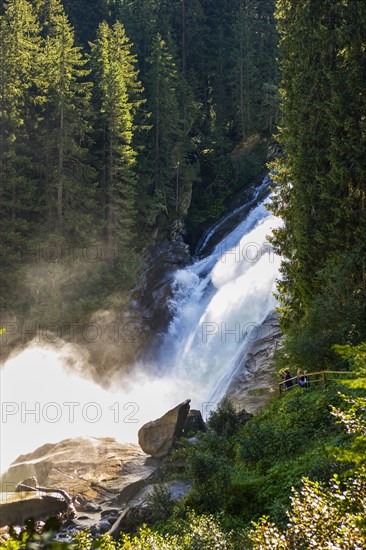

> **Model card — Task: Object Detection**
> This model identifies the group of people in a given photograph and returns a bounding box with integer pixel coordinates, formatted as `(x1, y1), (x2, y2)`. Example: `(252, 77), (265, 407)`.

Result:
(281, 369), (308, 389)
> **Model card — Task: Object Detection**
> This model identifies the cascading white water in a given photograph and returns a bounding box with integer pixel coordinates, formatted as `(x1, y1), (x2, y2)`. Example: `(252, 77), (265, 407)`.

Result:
(155, 188), (282, 405)
(195, 174), (271, 256)
(0, 178), (282, 475)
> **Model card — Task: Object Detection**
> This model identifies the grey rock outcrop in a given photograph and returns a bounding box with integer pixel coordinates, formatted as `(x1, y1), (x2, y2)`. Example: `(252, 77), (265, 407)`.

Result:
(138, 399), (191, 458)
(0, 492), (69, 527)
(225, 311), (283, 413)
(0, 436), (162, 534)
(0, 437), (159, 500)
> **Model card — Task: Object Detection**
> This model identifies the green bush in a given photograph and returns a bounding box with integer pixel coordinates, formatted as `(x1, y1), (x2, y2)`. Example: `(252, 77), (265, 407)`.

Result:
(0, 512), (245, 550)
(145, 485), (175, 524)
(181, 386), (352, 526)
(207, 397), (240, 438)
(250, 472), (366, 549)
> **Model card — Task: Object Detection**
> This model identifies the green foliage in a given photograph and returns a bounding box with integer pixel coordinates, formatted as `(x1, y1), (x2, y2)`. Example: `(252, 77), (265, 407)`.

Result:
(271, 0), (366, 367)
(145, 485), (175, 524)
(250, 473), (366, 549)
(250, 343), (366, 547)
(0, 0), (42, 249)
(329, 343), (366, 471)
(0, 512), (245, 550)
(90, 19), (144, 250)
(182, 388), (350, 526)
(1, 517), (70, 549)
(0, 0), (278, 337)
(207, 396), (240, 438)
(333, 342), (366, 375)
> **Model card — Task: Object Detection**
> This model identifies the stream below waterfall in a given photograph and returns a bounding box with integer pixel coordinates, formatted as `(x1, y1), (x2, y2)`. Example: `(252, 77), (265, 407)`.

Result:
(0, 176), (282, 475)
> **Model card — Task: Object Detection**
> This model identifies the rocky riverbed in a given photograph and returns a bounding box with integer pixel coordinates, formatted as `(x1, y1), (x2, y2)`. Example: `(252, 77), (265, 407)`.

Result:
(0, 400), (200, 540)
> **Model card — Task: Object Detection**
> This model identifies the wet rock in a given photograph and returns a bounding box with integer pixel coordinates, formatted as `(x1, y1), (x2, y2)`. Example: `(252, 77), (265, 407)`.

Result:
(101, 508), (120, 518)
(134, 238), (192, 354)
(116, 478), (148, 506)
(15, 477), (38, 492)
(0, 437), (158, 502)
(133, 479), (191, 507)
(90, 519), (111, 535)
(73, 498), (101, 513)
(0, 492), (69, 527)
(225, 311), (283, 413)
(138, 400), (191, 458)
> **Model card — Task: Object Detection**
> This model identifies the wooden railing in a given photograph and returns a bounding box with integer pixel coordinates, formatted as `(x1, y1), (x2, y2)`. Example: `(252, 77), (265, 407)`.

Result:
(279, 370), (356, 394)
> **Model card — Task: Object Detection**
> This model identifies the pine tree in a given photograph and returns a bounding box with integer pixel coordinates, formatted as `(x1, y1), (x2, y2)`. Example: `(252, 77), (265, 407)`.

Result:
(90, 20), (144, 252)
(232, 0), (278, 139)
(272, 0), (366, 367)
(32, 0), (96, 240)
(0, 0), (42, 260)
(145, 33), (198, 218)
(61, 0), (116, 45)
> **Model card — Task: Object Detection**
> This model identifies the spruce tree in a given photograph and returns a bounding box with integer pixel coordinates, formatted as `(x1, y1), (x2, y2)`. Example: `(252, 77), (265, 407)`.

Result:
(32, 0), (96, 240)
(0, 0), (42, 259)
(272, 0), (366, 367)
(145, 33), (198, 218)
(90, 20), (144, 252)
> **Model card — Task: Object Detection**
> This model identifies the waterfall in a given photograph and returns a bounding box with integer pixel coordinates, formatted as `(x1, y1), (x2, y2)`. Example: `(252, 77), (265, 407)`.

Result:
(0, 177), (282, 474)
(154, 183), (282, 406)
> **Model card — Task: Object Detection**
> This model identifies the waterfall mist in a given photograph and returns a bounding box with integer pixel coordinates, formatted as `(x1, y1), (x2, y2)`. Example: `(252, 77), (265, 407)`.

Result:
(1, 182), (282, 474)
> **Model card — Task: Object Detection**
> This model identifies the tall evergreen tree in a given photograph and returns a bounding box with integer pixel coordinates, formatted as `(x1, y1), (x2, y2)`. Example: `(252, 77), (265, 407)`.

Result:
(145, 34), (198, 218)
(0, 0), (42, 259)
(32, 0), (96, 239)
(90, 20), (144, 251)
(271, 0), (366, 367)
(232, 0), (278, 140)
(62, 0), (117, 45)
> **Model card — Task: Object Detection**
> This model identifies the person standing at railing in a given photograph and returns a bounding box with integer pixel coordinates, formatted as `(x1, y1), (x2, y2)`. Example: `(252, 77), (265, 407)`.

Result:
(297, 369), (308, 387)
(281, 369), (293, 390)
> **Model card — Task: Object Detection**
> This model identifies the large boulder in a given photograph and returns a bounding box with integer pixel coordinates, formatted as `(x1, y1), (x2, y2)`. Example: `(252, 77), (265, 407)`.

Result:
(0, 437), (159, 501)
(0, 492), (69, 527)
(138, 400), (191, 458)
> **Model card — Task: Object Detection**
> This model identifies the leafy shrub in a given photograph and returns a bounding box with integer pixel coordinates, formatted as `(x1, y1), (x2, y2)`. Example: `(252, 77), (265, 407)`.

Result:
(145, 485), (175, 523)
(207, 397), (239, 438)
(250, 473), (366, 549)
(0, 512), (245, 550)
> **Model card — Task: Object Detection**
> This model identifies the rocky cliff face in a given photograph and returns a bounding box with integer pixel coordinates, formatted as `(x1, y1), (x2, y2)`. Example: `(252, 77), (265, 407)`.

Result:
(64, 228), (192, 384)
(225, 311), (283, 413)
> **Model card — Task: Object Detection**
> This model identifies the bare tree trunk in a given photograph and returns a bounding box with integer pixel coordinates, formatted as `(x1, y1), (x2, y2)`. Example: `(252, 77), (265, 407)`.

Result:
(57, 25), (66, 224)
(107, 128), (114, 251)
(239, 0), (246, 139)
(182, 0), (187, 76)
